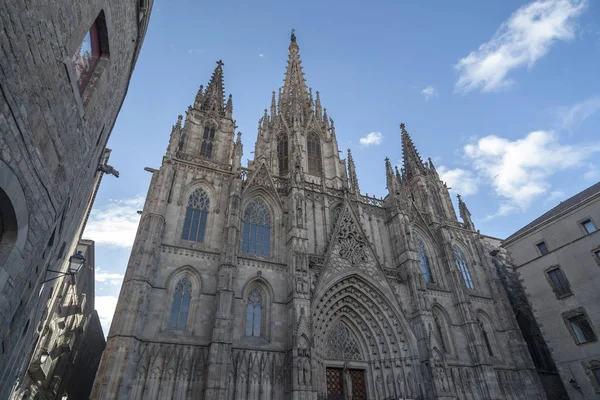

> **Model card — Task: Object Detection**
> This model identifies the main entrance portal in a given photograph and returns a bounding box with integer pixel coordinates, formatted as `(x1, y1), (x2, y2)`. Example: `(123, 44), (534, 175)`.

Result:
(326, 367), (366, 400)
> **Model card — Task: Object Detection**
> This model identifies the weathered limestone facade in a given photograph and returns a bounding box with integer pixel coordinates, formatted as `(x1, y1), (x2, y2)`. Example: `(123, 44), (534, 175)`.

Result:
(503, 182), (600, 399)
(92, 36), (546, 400)
(0, 0), (152, 397)
(11, 239), (106, 400)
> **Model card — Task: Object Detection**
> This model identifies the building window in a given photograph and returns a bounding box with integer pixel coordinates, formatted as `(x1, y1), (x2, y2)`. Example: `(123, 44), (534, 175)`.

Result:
(307, 132), (322, 175)
(593, 367), (600, 386)
(453, 245), (475, 289)
(71, 11), (109, 95)
(433, 312), (448, 353)
(477, 319), (494, 356)
(536, 241), (549, 255)
(582, 219), (597, 234)
(567, 314), (597, 344)
(412, 232), (434, 284)
(277, 134), (288, 176)
(200, 124), (215, 158)
(169, 277), (192, 329)
(546, 267), (572, 298)
(245, 287), (264, 337)
(595, 249), (600, 261)
(242, 199), (271, 256)
(181, 188), (209, 243)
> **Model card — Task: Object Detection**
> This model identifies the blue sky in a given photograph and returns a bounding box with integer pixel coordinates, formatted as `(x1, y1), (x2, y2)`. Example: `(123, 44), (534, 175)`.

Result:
(84, 0), (600, 334)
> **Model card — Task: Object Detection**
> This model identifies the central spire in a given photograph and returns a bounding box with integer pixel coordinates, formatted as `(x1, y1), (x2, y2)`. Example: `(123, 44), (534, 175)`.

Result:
(279, 31), (310, 125)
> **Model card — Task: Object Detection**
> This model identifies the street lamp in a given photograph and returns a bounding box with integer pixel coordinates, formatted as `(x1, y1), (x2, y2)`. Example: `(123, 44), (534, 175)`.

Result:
(39, 350), (49, 364)
(42, 251), (86, 283)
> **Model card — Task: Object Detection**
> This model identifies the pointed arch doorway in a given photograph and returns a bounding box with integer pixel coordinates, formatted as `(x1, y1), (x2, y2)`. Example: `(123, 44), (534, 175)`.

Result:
(324, 321), (367, 400)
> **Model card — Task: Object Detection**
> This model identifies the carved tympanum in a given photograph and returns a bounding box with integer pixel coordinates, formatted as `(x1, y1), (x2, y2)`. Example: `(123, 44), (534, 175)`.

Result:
(325, 321), (362, 360)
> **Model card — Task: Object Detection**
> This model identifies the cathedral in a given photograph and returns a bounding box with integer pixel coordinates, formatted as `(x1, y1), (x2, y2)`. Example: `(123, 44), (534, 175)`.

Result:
(91, 34), (547, 399)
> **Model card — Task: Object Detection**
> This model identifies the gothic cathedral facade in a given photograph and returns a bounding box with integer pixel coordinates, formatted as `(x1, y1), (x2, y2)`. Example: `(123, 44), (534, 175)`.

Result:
(91, 36), (546, 400)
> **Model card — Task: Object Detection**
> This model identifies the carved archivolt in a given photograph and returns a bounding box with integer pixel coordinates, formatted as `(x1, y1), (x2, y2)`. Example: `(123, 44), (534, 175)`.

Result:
(325, 321), (362, 360)
(313, 275), (412, 365)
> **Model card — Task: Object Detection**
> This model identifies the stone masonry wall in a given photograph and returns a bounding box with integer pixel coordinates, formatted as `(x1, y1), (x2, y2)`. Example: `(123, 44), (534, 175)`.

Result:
(0, 0), (151, 397)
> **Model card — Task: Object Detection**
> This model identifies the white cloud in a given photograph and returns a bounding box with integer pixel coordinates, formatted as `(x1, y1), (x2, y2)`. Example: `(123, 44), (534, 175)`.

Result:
(96, 295), (119, 337)
(83, 196), (144, 248)
(421, 85), (438, 101)
(359, 132), (383, 146)
(463, 130), (600, 218)
(259, 53), (264, 58)
(584, 163), (600, 180)
(455, 0), (586, 93)
(95, 267), (125, 286)
(437, 166), (479, 196)
(557, 96), (600, 132)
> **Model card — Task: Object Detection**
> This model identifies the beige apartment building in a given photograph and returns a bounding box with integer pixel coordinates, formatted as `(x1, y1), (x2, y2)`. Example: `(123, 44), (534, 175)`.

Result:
(503, 182), (600, 399)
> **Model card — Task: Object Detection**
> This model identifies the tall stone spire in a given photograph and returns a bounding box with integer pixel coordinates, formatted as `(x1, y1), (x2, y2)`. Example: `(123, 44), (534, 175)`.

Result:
(458, 194), (475, 231)
(225, 94), (233, 118)
(280, 31), (310, 125)
(200, 60), (226, 116)
(401, 123), (426, 180)
(347, 149), (360, 195)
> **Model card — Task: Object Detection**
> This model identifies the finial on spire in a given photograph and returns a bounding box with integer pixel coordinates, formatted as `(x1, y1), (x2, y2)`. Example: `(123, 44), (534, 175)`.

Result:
(347, 148), (360, 195)
(199, 60), (227, 116)
(385, 157), (395, 192)
(176, 114), (183, 128)
(457, 194), (475, 230)
(400, 123), (426, 180)
(225, 94), (233, 117)
(291, 28), (297, 43)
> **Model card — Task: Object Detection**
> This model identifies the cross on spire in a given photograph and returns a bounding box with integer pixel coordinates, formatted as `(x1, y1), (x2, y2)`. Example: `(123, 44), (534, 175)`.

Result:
(216, 59), (224, 67)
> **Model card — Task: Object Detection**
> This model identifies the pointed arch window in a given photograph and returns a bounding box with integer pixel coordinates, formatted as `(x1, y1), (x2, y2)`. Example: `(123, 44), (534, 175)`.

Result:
(413, 232), (434, 284)
(277, 134), (289, 175)
(307, 132), (322, 175)
(245, 287), (264, 336)
(242, 199), (271, 256)
(477, 318), (494, 356)
(181, 188), (209, 242)
(453, 245), (474, 289)
(169, 277), (192, 329)
(200, 123), (216, 158)
(433, 312), (448, 353)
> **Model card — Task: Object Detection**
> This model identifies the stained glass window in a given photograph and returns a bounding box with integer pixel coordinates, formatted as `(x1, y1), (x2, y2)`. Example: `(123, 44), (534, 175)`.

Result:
(307, 132), (322, 175)
(278, 134), (288, 175)
(453, 246), (474, 289)
(242, 199), (271, 256)
(169, 277), (192, 329)
(200, 124), (216, 158)
(245, 288), (263, 337)
(412, 232), (434, 284)
(182, 188), (209, 242)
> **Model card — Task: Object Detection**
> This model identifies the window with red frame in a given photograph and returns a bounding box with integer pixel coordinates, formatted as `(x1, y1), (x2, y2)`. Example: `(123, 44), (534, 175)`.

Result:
(71, 11), (109, 95)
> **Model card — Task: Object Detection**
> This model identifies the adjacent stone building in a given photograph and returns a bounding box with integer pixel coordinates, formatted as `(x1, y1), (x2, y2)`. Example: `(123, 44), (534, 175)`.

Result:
(92, 35), (546, 399)
(0, 0), (152, 397)
(12, 239), (106, 400)
(503, 182), (600, 399)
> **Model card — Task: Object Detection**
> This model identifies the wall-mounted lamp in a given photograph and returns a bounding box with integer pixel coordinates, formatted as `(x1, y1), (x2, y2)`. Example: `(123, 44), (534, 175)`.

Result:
(39, 350), (49, 364)
(42, 251), (86, 283)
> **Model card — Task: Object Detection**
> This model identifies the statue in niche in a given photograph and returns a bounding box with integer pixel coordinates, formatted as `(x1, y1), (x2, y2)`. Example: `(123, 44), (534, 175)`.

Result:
(343, 362), (353, 400)
(296, 194), (304, 228)
(303, 359), (312, 385)
(376, 374), (384, 398)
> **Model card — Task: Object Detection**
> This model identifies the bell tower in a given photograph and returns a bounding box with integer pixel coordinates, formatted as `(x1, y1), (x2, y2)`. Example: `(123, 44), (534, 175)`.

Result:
(171, 60), (236, 167)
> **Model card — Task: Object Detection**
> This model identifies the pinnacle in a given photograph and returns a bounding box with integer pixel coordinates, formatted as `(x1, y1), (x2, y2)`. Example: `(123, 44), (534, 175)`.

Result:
(200, 60), (227, 116)
(400, 123), (426, 179)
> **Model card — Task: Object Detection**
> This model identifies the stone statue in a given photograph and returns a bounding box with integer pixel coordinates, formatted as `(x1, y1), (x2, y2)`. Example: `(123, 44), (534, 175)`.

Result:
(343, 362), (353, 400)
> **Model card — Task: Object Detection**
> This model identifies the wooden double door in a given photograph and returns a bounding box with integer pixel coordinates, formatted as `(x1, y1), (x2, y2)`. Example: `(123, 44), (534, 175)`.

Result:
(326, 367), (366, 400)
